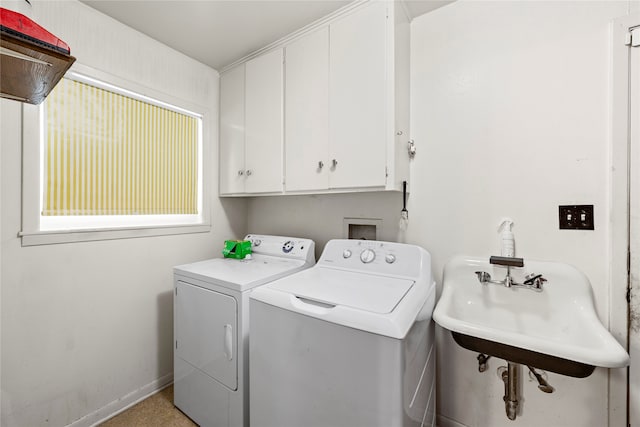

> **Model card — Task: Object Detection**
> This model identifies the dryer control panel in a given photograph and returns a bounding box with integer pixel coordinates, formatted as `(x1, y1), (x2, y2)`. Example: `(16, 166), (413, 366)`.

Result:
(318, 239), (428, 280)
(245, 234), (315, 264)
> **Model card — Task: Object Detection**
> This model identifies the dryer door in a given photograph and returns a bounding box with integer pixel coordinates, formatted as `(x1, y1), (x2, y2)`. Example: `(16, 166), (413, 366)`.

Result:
(176, 280), (238, 390)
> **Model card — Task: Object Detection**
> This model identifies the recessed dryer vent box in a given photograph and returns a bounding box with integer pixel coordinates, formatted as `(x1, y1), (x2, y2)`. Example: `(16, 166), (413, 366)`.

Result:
(343, 218), (382, 240)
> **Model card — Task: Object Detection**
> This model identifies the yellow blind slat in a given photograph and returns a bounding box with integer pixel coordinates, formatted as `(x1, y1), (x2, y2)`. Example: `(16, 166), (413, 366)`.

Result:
(43, 78), (198, 216)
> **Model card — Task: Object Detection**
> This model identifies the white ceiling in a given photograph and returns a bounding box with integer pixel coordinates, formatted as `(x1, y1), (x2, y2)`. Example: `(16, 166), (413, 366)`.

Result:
(80, 0), (452, 71)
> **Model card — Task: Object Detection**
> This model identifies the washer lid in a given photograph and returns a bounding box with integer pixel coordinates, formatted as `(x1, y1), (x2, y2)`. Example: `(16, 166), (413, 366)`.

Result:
(174, 255), (308, 292)
(268, 267), (414, 314)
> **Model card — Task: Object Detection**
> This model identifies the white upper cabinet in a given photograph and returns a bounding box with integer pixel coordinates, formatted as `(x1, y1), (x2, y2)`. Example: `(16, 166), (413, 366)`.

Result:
(219, 64), (246, 195)
(285, 28), (330, 192)
(219, 1), (409, 196)
(219, 50), (284, 195)
(245, 48), (284, 193)
(329, 1), (388, 189)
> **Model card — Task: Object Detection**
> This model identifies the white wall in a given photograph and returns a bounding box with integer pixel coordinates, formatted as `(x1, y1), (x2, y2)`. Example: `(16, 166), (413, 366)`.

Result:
(0, 1), (247, 426)
(248, 1), (635, 426)
(248, 192), (404, 260)
(411, 2), (632, 425)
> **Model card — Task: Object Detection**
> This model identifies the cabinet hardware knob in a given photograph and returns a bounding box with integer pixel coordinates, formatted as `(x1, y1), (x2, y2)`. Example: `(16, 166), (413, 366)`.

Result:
(318, 161), (324, 169)
(408, 140), (416, 158)
(246, 170), (252, 176)
(238, 170), (244, 176)
(332, 159), (338, 168)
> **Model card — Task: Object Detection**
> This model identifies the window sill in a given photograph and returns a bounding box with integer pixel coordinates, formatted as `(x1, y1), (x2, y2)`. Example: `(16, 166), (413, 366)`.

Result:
(19, 223), (211, 246)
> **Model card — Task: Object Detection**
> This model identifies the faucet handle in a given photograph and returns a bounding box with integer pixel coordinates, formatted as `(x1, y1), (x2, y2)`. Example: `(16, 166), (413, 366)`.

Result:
(523, 273), (547, 291)
(524, 273), (541, 284)
(490, 256), (524, 268)
(475, 271), (492, 283)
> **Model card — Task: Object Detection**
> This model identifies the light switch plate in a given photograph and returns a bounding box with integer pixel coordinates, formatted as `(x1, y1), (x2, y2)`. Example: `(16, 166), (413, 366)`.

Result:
(559, 205), (594, 230)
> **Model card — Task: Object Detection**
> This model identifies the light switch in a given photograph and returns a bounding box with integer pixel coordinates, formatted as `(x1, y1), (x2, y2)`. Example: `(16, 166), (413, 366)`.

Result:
(559, 205), (594, 230)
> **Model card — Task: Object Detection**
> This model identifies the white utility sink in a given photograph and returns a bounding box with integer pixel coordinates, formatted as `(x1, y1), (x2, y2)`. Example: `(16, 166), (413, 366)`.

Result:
(433, 255), (629, 377)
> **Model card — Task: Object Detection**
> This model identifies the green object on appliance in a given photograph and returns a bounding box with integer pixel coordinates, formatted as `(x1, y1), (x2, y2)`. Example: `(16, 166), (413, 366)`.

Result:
(222, 240), (252, 259)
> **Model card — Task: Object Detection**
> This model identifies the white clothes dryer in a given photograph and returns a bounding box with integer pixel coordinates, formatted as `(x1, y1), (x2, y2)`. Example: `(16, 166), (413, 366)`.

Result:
(173, 234), (315, 427)
(249, 239), (436, 427)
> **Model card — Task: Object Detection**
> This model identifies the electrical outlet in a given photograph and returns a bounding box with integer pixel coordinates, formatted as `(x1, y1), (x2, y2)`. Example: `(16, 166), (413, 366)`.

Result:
(559, 205), (594, 230)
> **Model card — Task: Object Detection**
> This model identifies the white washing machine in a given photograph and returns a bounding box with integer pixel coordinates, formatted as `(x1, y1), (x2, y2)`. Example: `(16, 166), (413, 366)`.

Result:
(173, 234), (315, 427)
(249, 239), (436, 427)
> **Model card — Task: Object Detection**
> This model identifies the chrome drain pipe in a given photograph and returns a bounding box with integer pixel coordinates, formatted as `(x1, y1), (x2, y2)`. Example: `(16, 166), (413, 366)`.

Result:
(501, 362), (520, 420)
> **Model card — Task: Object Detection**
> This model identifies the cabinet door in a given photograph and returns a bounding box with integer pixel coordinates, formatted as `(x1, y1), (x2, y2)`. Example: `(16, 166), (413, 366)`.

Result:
(219, 65), (246, 195)
(175, 281), (238, 391)
(285, 28), (329, 192)
(329, 2), (387, 189)
(245, 48), (284, 193)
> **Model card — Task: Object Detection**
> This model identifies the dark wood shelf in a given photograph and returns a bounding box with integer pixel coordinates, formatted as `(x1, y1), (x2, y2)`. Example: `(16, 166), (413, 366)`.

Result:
(1, 30), (76, 104)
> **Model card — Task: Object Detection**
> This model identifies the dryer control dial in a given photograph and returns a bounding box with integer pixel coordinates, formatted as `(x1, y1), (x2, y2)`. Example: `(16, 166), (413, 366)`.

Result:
(385, 254), (396, 264)
(282, 241), (294, 253)
(343, 249), (352, 259)
(360, 248), (376, 264)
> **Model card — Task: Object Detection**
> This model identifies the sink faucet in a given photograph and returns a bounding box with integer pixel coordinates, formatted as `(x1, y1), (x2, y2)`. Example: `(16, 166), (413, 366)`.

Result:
(490, 256), (522, 288)
(474, 256), (546, 292)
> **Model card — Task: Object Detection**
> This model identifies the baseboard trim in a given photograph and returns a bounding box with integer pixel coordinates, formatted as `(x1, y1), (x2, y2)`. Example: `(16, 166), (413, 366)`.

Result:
(66, 373), (174, 427)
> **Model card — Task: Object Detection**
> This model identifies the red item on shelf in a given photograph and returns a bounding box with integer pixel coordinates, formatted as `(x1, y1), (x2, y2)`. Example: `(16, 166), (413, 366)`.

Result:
(0, 7), (71, 55)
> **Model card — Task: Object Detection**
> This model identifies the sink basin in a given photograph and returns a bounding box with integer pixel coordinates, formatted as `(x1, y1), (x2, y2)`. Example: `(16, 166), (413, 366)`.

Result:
(433, 255), (629, 378)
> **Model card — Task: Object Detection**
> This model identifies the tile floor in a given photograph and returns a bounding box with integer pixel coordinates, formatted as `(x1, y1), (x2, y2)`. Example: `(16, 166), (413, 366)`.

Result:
(99, 385), (196, 427)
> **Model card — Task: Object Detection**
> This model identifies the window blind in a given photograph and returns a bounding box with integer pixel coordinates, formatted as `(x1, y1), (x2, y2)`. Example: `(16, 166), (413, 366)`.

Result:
(43, 78), (198, 216)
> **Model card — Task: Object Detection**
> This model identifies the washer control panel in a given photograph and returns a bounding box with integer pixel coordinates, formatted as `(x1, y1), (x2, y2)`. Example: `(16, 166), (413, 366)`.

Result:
(318, 239), (424, 278)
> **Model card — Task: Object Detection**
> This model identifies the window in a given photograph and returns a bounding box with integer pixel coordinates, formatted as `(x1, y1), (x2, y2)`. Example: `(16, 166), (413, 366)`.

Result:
(21, 65), (211, 245)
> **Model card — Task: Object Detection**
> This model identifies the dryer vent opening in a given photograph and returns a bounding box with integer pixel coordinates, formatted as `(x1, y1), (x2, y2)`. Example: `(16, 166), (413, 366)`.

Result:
(349, 224), (376, 240)
(343, 218), (382, 240)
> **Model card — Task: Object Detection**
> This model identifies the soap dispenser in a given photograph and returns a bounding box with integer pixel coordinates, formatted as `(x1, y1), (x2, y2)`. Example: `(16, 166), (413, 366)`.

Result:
(499, 219), (515, 257)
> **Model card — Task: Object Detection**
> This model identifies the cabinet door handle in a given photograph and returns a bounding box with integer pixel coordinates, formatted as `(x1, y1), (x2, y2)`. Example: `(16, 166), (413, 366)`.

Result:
(246, 169), (252, 176)
(318, 161), (324, 169)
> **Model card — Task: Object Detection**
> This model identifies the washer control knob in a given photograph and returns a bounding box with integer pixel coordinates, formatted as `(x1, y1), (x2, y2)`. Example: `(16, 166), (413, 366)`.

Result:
(253, 239), (261, 247)
(385, 254), (396, 264)
(360, 249), (376, 264)
(342, 249), (352, 259)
